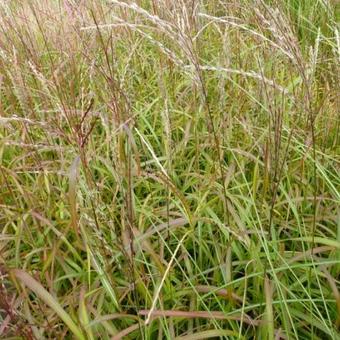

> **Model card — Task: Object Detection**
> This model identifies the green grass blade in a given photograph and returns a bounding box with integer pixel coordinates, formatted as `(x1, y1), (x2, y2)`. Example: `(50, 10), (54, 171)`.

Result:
(12, 269), (85, 340)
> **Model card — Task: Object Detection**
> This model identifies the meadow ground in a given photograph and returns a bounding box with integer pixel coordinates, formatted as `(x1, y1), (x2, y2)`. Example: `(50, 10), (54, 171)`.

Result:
(0, 1), (339, 339)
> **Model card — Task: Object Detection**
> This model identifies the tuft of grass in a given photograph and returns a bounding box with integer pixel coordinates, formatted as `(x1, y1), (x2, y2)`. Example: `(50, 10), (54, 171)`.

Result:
(0, 0), (339, 339)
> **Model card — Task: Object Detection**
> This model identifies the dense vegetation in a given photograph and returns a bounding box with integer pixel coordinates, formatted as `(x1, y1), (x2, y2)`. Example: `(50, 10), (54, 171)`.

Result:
(0, 1), (339, 339)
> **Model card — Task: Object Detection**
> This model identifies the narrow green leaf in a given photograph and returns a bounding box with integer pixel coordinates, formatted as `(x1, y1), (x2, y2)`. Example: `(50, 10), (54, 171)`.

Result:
(174, 329), (238, 340)
(12, 269), (85, 340)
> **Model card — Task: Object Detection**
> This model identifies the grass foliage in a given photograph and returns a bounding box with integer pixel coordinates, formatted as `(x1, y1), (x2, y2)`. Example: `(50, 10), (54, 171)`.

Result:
(0, 0), (339, 339)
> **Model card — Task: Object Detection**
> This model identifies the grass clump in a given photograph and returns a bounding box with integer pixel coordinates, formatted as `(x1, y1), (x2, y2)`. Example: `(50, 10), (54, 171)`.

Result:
(0, 0), (339, 339)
